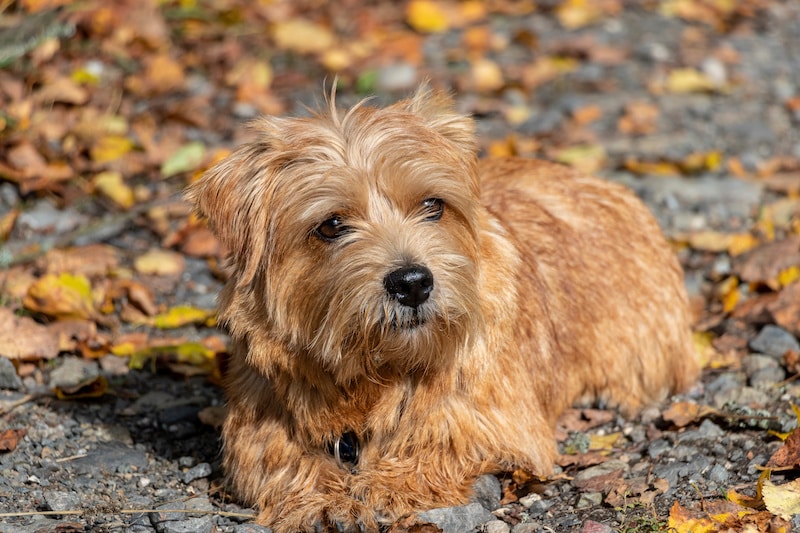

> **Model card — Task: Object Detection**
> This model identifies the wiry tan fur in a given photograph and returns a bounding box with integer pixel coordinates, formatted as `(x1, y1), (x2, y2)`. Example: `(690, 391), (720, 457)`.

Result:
(186, 87), (699, 532)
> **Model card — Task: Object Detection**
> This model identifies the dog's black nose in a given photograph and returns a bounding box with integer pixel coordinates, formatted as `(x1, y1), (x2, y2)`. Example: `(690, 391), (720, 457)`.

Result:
(384, 265), (434, 308)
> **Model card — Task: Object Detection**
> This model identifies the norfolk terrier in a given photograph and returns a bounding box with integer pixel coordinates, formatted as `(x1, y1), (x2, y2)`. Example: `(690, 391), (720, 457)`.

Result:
(187, 86), (699, 532)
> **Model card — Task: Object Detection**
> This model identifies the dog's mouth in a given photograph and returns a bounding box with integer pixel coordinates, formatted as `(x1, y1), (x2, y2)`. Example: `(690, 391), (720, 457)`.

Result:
(384, 304), (434, 331)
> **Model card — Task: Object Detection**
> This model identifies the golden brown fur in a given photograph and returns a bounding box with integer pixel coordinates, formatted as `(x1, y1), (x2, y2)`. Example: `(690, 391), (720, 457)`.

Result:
(186, 87), (699, 532)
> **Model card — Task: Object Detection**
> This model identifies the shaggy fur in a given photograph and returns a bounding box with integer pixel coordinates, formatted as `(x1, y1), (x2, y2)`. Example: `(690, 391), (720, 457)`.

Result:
(186, 87), (699, 532)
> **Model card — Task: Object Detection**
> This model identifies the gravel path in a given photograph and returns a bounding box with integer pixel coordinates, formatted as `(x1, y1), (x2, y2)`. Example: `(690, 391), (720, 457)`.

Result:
(2, 3), (800, 532)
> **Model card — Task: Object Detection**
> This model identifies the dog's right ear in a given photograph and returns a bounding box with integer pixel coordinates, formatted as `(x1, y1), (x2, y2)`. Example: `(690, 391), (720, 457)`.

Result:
(186, 124), (285, 287)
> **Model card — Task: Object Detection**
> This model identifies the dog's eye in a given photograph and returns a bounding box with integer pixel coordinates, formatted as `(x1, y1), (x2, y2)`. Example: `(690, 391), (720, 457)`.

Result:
(422, 198), (444, 221)
(315, 216), (350, 241)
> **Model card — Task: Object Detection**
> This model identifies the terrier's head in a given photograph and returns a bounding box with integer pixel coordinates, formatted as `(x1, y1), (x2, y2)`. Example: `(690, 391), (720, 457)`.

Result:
(187, 88), (484, 382)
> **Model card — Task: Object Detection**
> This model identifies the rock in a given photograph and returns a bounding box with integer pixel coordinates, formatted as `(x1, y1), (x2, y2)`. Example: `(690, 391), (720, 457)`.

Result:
(713, 386), (771, 409)
(484, 519), (511, 533)
(0, 356), (22, 390)
(416, 503), (494, 533)
(377, 63), (419, 92)
(152, 515), (215, 533)
(706, 463), (730, 485)
(581, 520), (615, 533)
(749, 325), (800, 358)
(572, 460), (629, 491)
(49, 356), (99, 389)
(182, 462), (212, 484)
(577, 492), (602, 508)
(233, 525), (273, 533)
(16, 200), (88, 238)
(470, 474), (501, 511)
(511, 524), (541, 533)
(43, 489), (81, 512)
(69, 442), (148, 476)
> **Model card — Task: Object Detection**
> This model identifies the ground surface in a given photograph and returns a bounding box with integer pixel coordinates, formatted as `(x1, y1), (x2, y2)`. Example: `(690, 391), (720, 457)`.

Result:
(1, 2), (800, 532)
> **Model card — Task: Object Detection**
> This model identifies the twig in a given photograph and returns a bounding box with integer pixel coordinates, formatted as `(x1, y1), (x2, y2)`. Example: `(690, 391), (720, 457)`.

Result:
(0, 392), (45, 417)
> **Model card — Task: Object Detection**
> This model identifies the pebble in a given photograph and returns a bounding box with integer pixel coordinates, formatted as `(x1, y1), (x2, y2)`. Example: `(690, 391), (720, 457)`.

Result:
(484, 519), (511, 533)
(577, 492), (603, 508)
(749, 325), (800, 358)
(416, 503), (494, 533)
(182, 462), (212, 484)
(15, 200), (88, 238)
(48, 356), (99, 388)
(581, 521), (615, 533)
(43, 489), (81, 512)
(233, 525), (273, 533)
(572, 459), (629, 491)
(470, 474), (502, 511)
(511, 523), (542, 533)
(0, 356), (22, 390)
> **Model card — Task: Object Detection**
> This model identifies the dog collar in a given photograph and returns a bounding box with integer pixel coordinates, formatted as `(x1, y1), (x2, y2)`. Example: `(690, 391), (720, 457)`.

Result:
(327, 431), (360, 470)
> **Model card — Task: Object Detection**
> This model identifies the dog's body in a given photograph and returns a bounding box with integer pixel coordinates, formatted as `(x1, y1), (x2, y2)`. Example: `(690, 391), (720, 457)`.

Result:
(188, 88), (698, 532)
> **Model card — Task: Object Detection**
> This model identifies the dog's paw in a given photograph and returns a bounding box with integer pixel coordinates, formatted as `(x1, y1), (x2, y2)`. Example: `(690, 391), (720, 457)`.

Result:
(261, 495), (376, 533)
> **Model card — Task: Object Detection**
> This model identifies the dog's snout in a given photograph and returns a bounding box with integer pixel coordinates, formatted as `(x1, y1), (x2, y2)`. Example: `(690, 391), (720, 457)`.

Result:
(384, 265), (434, 308)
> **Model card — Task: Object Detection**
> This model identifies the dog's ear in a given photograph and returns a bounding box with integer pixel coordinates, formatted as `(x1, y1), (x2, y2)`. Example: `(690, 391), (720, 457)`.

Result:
(186, 127), (281, 287)
(402, 85), (476, 155)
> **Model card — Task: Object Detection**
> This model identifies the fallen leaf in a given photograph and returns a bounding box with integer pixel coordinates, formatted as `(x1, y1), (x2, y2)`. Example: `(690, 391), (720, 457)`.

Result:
(554, 144), (606, 174)
(662, 401), (718, 428)
(197, 405), (226, 429)
(0, 429), (26, 452)
(148, 305), (215, 329)
(272, 19), (335, 54)
(128, 341), (217, 375)
(767, 426), (800, 470)
(734, 235), (800, 288)
(667, 501), (717, 533)
(762, 478), (800, 521)
(133, 249), (185, 277)
(90, 135), (135, 164)
(665, 68), (723, 94)
(93, 171), (134, 209)
(618, 101), (659, 134)
(161, 141), (206, 178)
(144, 53), (185, 94)
(406, 0), (449, 33)
(470, 58), (504, 92)
(23, 273), (97, 320)
(40, 245), (120, 278)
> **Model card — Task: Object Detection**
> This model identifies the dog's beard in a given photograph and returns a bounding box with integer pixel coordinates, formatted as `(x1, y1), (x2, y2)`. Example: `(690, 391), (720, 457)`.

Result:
(306, 279), (477, 383)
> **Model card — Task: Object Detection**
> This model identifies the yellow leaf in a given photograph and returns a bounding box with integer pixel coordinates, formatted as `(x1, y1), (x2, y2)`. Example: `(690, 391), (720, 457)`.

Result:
(406, 0), (449, 33)
(90, 135), (134, 163)
(555, 144), (606, 174)
(728, 233), (759, 256)
(93, 171), (134, 209)
(556, 0), (601, 29)
(128, 342), (217, 375)
(666, 68), (721, 94)
(624, 158), (681, 176)
(149, 305), (215, 329)
(777, 265), (800, 287)
(161, 141), (206, 178)
(272, 19), (335, 54)
(588, 432), (622, 451)
(133, 249), (185, 277)
(23, 273), (96, 320)
(762, 478), (800, 521)
(668, 501), (717, 533)
(719, 276), (740, 314)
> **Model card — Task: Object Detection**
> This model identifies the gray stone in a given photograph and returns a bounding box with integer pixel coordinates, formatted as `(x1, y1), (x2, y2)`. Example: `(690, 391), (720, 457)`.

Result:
(749, 366), (786, 388)
(43, 489), (81, 512)
(153, 515), (214, 533)
(576, 492), (603, 508)
(679, 419), (724, 441)
(233, 525), (273, 533)
(470, 474), (502, 511)
(182, 462), (212, 484)
(69, 442), (148, 476)
(16, 200), (88, 238)
(377, 63), (419, 92)
(572, 459), (628, 490)
(713, 386), (771, 409)
(0, 356), (22, 390)
(484, 519), (511, 533)
(511, 524), (541, 533)
(49, 356), (99, 389)
(749, 325), (800, 358)
(416, 503), (494, 533)
(706, 463), (730, 485)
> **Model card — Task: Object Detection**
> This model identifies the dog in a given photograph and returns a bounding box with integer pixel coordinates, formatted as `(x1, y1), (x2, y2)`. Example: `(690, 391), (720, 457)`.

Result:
(186, 86), (699, 532)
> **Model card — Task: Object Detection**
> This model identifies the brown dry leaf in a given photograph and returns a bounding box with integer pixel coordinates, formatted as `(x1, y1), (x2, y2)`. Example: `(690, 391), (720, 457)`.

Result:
(23, 273), (98, 321)
(667, 501), (718, 533)
(734, 235), (800, 288)
(662, 401), (718, 428)
(33, 76), (88, 105)
(53, 374), (109, 400)
(0, 208), (19, 241)
(272, 19), (335, 54)
(198, 405), (226, 429)
(767, 426), (800, 470)
(124, 280), (159, 316)
(557, 408), (615, 434)
(618, 101), (659, 134)
(572, 105), (602, 126)
(145, 53), (185, 95)
(133, 249), (186, 277)
(41, 245), (120, 278)
(0, 308), (60, 360)
(762, 478), (800, 521)
(0, 429), (26, 453)
(181, 225), (220, 258)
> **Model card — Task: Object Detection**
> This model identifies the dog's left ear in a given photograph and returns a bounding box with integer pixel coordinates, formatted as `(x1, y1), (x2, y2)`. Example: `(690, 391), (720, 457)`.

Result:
(402, 86), (476, 156)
